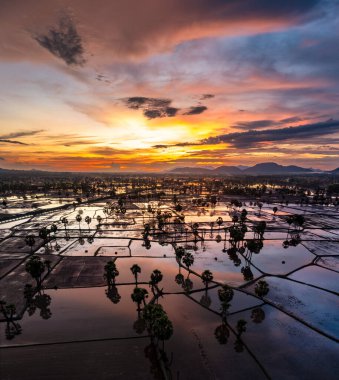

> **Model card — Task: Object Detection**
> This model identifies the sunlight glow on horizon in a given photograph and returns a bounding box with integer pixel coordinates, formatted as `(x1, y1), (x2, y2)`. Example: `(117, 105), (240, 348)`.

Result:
(0, 1), (339, 172)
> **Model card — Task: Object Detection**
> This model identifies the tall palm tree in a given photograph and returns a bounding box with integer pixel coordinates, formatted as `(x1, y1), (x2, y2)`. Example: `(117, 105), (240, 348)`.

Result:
(182, 251), (194, 273)
(131, 287), (148, 311)
(150, 269), (163, 296)
(85, 216), (92, 231)
(201, 270), (213, 291)
(218, 284), (234, 318)
(216, 217), (223, 232)
(0, 301), (22, 339)
(255, 280), (269, 297)
(25, 255), (46, 289)
(25, 235), (35, 254)
(174, 246), (185, 265)
(104, 260), (119, 286)
(214, 323), (229, 344)
(76, 214), (82, 235)
(130, 264), (141, 286)
(61, 217), (68, 235)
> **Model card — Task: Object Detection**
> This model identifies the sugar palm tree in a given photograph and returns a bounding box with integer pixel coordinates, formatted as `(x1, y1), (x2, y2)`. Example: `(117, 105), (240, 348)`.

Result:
(240, 209), (247, 223)
(175, 273), (184, 285)
(130, 264), (141, 286)
(131, 287), (148, 311)
(214, 323), (229, 344)
(50, 223), (58, 234)
(25, 235), (35, 254)
(182, 251), (194, 272)
(61, 217), (68, 228)
(251, 307), (265, 323)
(150, 269), (163, 286)
(25, 255), (46, 289)
(104, 260), (119, 286)
(210, 222), (214, 237)
(143, 303), (173, 350)
(253, 221), (266, 239)
(201, 270), (213, 291)
(236, 319), (247, 336)
(257, 202), (263, 216)
(174, 246), (185, 265)
(38, 227), (49, 248)
(218, 284), (234, 317)
(216, 217), (223, 232)
(76, 214), (82, 235)
(105, 286), (121, 304)
(183, 277), (193, 293)
(150, 269), (163, 296)
(255, 280), (269, 297)
(85, 216), (92, 231)
(152, 315), (173, 350)
(61, 217), (68, 236)
(0, 301), (22, 340)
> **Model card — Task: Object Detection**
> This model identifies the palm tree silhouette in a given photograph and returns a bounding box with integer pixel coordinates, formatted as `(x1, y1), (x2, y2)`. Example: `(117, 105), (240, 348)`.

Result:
(201, 270), (213, 291)
(25, 235), (35, 254)
(182, 251), (194, 273)
(104, 260), (119, 286)
(0, 301), (22, 340)
(130, 264), (141, 286)
(216, 217), (223, 232)
(25, 255), (46, 289)
(150, 269), (163, 297)
(85, 216), (92, 231)
(131, 287), (148, 311)
(76, 214), (82, 236)
(255, 280), (269, 297)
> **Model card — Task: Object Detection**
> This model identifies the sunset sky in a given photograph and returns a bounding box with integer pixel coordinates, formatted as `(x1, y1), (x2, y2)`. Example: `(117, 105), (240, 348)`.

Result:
(1, 0), (339, 172)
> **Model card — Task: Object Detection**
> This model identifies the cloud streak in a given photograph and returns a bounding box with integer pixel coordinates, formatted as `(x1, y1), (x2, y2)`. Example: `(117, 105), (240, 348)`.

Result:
(232, 120), (274, 130)
(0, 139), (29, 145)
(0, 130), (44, 139)
(202, 119), (339, 148)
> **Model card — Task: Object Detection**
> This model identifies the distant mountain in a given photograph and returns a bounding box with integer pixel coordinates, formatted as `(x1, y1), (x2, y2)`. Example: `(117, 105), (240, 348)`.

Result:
(330, 167), (339, 174)
(167, 162), (320, 175)
(243, 162), (314, 175)
(167, 167), (213, 174)
(214, 166), (243, 175)
(0, 168), (45, 173)
(168, 166), (242, 175)
(236, 165), (250, 171)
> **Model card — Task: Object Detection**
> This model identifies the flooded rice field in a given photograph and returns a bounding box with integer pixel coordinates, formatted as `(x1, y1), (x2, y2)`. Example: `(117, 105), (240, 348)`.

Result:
(1, 194), (338, 379)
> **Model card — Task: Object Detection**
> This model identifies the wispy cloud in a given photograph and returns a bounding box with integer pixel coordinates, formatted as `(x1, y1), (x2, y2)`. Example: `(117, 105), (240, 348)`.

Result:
(0, 130), (43, 146)
(0, 130), (44, 139)
(0, 139), (28, 145)
(232, 120), (274, 130)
